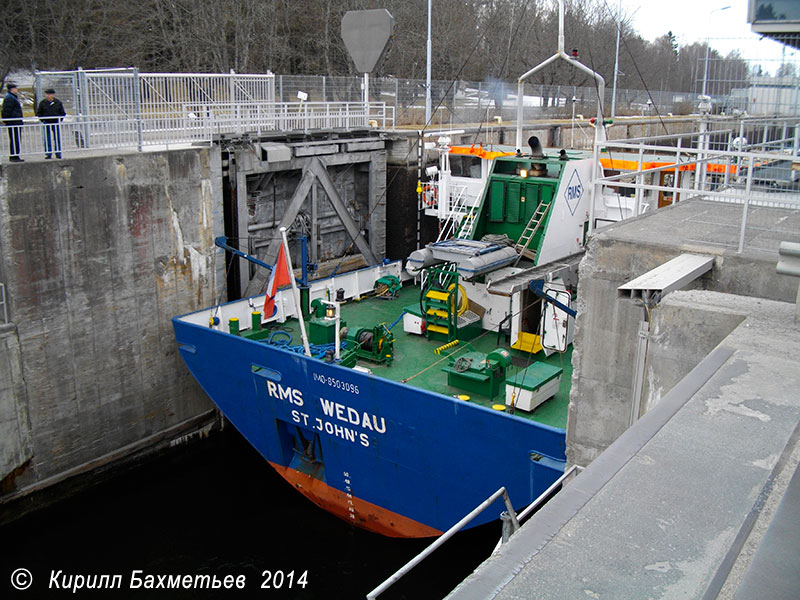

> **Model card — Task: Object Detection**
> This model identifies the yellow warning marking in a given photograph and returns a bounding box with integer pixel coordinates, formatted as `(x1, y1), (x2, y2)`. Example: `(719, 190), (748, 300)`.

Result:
(426, 324), (449, 334)
(511, 332), (543, 354)
(426, 290), (450, 302)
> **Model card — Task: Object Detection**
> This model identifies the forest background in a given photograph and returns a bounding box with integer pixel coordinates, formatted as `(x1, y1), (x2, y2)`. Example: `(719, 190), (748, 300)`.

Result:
(1, 0), (772, 97)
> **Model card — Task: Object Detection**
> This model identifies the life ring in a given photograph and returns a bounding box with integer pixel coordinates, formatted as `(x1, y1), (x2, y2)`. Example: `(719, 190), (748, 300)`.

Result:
(423, 184), (438, 206)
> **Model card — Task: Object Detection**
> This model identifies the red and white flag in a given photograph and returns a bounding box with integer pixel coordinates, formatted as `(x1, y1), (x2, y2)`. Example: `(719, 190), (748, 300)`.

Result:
(263, 244), (292, 317)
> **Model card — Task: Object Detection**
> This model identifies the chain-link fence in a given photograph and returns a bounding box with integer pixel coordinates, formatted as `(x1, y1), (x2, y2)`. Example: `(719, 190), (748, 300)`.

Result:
(32, 67), (800, 130)
(275, 74), (797, 126)
(19, 66), (799, 157)
(274, 74), (704, 126)
(695, 56), (800, 117)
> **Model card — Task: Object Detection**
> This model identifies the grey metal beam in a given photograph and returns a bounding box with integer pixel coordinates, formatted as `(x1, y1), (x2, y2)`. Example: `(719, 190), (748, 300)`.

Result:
(309, 157), (378, 264)
(320, 151), (378, 166)
(251, 172), (273, 192)
(311, 182), (319, 263)
(242, 151), (378, 174)
(487, 252), (583, 297)
(617, 254), (714, 302)
(368, 150), (387, 259)
(243, 164), (317, 296)
(236, 168), (251, 299)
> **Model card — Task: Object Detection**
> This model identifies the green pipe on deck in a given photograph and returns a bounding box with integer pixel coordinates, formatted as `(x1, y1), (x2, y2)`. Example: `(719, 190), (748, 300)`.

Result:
(229, 317), (240, 335)
(251, 311), (262, 331)
(300, 286), (310, 319)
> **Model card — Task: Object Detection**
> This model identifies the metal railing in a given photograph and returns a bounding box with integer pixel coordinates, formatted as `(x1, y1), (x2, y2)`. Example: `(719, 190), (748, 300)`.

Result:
(593, 119), (800, 252)
(1, 101), (392, 161)
(33, 67), (800, 135)
(276, 73), (800, 126)
(365, 487), (519, 600)
(433, 184), (471, 242)
(35, 69), (276, 123)
(1, 116), (213, 159)
(366, 465), (584, 599)
(187, 101), (393, 134)
(491, 464), (583, 554)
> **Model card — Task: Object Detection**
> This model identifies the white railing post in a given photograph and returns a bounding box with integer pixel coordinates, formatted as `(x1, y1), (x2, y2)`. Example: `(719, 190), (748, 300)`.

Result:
(133, 68), (143, 152)
(634, 141), (644, 216)
(738, 155), (755, 254)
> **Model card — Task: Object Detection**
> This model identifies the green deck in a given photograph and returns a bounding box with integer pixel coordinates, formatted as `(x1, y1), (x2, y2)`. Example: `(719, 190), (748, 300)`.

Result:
(333, 284), (570, 430)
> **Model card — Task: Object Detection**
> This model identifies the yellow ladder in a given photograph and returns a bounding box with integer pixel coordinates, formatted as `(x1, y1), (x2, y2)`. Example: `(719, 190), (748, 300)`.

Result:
(513, 200), (552, 266)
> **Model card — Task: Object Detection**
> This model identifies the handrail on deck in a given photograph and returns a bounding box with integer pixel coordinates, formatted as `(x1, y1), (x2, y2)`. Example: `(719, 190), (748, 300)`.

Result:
(365, 486), (519, 600)
(593, 128), (800, 253)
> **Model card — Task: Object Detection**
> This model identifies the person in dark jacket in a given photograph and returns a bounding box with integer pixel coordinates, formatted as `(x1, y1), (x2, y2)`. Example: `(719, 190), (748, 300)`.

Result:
(2, 83), (24, 162)
(36, 88), (66, 159)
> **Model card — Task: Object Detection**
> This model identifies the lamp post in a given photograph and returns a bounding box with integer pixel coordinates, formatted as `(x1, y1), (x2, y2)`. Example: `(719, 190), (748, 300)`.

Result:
(611, 0), (622, 118)
(425, 0), (432, 124)
(701, 5), (731, 98)
(571, 96), (577, 147)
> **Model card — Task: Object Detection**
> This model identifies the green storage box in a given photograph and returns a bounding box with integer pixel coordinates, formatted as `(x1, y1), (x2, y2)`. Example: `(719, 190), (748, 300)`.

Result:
(505, 362), (562, 411)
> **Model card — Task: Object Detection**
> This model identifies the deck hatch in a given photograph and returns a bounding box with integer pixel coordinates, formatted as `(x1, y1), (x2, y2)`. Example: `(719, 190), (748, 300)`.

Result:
(506, 182), (521, 223)
(489, 181), (506, 222)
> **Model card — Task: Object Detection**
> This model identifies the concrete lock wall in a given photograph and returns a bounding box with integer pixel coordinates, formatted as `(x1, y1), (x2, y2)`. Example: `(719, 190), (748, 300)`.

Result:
(567, 237), (679, 467)
(0, 148), (222, 503)
(642, 298), (747, 413)
(0, 323), (33, 492)
(568, 208), (800, 467)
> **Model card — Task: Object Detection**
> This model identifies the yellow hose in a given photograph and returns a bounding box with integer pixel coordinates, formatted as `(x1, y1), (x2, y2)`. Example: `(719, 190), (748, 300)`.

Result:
(447, 283), (469, 316)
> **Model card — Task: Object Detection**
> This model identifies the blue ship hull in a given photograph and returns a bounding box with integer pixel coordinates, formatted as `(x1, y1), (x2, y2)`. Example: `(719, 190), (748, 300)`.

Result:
(173, 312), (566, 537)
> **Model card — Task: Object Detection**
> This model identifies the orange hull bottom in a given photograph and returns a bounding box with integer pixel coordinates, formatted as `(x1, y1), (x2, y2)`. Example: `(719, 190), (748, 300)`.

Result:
(268, 462), (442, 538)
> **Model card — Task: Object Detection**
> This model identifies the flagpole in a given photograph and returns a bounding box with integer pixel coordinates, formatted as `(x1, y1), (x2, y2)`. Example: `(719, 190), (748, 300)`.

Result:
(280, 227), (311, 357)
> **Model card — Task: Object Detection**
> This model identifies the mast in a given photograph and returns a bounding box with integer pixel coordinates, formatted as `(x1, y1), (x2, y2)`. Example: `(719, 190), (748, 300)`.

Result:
(513, 0), (606, 235)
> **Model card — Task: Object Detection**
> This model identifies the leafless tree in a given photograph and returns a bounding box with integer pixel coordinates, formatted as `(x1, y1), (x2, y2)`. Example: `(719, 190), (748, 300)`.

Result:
(0, 0), (767, 105)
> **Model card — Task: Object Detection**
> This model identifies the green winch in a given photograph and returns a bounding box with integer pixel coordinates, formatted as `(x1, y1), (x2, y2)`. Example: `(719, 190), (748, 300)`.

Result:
(344, 324), (394, 366)
(441, 348), (512, 399)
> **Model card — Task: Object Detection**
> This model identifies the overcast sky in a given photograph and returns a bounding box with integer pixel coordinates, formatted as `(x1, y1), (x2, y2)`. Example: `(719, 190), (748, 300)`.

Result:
(619, 0), (797, 69)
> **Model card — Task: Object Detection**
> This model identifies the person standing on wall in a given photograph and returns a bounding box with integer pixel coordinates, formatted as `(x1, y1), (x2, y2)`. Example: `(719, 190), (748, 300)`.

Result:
(2, 83), (24, 162)
(37, 88), (66, 159)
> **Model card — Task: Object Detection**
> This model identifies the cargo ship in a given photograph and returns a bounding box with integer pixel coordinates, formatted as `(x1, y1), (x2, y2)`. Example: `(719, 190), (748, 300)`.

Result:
(172, 135), (599, 537)
(172, 0), (629, 537)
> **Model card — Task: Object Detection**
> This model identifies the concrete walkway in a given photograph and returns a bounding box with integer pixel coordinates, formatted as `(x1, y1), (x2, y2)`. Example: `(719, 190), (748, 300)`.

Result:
(446, 289), (800, 599)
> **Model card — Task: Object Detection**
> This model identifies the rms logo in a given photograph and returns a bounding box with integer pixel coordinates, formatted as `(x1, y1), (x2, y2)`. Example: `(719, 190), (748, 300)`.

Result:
(266, 381), (304, 406)
(566, 182), (583, 200)
(564, 170), (584, 215)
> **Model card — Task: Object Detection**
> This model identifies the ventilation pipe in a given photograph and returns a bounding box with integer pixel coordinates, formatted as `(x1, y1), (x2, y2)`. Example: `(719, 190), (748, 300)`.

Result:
(514, 0), (607, 235)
